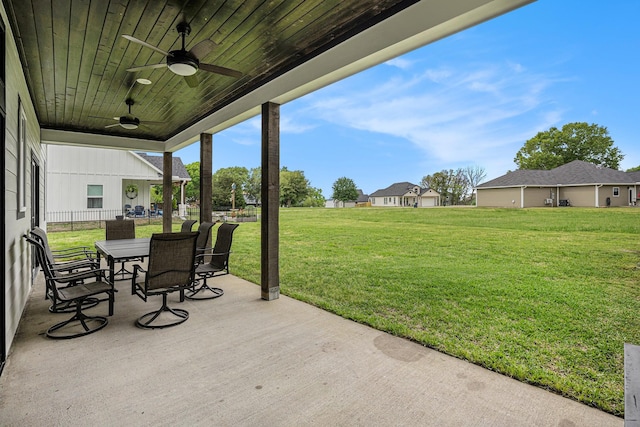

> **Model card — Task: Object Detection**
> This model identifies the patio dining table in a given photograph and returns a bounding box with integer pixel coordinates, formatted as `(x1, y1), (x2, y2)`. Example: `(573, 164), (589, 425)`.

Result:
(95, 238), (151, 285)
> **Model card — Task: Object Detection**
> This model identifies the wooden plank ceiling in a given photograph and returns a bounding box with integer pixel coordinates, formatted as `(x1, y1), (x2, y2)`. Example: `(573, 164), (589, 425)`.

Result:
(5, 0), (416, 141)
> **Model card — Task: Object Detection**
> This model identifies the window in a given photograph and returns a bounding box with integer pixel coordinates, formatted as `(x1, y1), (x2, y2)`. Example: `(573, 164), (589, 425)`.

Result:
(613, 187), (620, 197)
(87, 185), (103, 208)
(17, 98), (26, 218)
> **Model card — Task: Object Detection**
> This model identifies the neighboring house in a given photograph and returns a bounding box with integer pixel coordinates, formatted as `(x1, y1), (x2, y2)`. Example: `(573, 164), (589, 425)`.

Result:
(325, 189), (370, 208)
(369, 182), (440, 207)
(476, 160), (640, 208)
(46, 145), (191, 217)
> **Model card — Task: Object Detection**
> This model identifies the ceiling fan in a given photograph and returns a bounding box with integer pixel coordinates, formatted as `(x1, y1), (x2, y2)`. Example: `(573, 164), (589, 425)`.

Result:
(100, 99), (157, 130)
(123, 22), (243, 88)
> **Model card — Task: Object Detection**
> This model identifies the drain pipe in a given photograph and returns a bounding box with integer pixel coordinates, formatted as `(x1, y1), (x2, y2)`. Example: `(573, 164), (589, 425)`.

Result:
(595, 184), (603, 207)
(520, 186), (527, 208)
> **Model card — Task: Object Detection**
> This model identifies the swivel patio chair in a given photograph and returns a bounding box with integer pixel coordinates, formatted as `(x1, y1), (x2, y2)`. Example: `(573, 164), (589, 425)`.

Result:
(30, 226), (98, 273)
(26, 235), (115, 339)
(132, 232), (199, 329)
(181, 219), (197, 232)
(185, 223), (238, 301)
(105, 219), (137, 280)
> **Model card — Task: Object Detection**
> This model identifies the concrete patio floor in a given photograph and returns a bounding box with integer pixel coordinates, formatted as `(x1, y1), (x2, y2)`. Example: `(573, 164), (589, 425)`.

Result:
(0, 272), (622, 426)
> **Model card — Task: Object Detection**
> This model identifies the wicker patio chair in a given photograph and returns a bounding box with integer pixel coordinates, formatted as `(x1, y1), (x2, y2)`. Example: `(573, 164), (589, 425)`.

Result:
(185, 223), (239, 301)
(132, 232), (199, 329)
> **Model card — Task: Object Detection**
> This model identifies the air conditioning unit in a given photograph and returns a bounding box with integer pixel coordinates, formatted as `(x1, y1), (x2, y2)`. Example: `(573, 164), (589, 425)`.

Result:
(545, 198), (553, 205)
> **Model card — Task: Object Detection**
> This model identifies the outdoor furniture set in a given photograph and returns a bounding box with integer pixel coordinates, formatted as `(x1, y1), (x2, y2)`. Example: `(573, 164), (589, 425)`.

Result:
(24, 219), (238, 338)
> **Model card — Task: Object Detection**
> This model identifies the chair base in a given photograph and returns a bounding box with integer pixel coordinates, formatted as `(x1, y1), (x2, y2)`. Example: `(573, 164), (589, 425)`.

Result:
(136, 293), (189, 329)
(184, 283), (224, 300)
(46, 310), (108, 339)
(49, 297), (100, 314)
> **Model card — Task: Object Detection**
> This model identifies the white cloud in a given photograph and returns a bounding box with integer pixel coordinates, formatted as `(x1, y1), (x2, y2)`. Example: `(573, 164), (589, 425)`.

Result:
(303, 60), (563, 178)
(385, 57), (413, 70)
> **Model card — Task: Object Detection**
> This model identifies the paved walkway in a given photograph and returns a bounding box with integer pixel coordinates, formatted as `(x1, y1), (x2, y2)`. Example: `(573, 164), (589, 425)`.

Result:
(0, 273), (622, 426)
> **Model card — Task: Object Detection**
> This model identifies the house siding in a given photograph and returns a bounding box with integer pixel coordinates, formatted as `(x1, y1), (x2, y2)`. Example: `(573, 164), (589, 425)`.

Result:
(46, 145), (162, 215)
(560, 186), (594, 207)
(3, 2), (46, 353)
(477, 187), (521, 208)
(523, 187), (553, 207)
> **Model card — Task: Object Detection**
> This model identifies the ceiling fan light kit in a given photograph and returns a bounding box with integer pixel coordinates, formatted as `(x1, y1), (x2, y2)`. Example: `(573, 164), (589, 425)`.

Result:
(167, 53), (198, 76)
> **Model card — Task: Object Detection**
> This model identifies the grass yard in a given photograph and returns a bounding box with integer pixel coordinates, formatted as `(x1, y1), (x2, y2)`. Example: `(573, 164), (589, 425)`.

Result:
(49, 207), (640, 415)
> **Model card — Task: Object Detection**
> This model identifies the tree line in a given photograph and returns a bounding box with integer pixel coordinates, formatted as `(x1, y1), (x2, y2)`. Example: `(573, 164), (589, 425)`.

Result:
(183, 164), (326, 208)
(179, 121), (634, 209)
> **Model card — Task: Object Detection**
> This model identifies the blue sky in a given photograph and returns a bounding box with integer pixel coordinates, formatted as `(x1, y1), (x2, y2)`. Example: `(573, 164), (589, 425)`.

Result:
(175, 0), (640, 198)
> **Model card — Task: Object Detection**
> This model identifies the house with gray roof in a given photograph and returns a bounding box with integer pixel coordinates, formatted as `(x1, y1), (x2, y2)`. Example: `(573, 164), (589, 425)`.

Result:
(476, 160), (640, 208)
(369, 182), (440, 207)
(326, 189), (370, 208)
(46, 145), (191, 218)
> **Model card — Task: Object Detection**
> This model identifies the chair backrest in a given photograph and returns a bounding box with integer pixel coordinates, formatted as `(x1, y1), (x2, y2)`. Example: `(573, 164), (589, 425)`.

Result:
(208, 223), (239, 270)
(146, 232), (198, 291)
(23, 234), (60, 283)
(134, 205), (144, 213)
(30, 227), (56, 267)
(181, 220), (197, 232)
(106, 219), (135, 240)
(195, 222), (215, 256)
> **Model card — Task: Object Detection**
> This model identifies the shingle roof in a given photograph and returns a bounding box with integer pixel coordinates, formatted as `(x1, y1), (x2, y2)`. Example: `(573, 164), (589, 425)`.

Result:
(477, 160), (638, 188)
(370, 182), (430, 197)
(136, 153), (191, 180)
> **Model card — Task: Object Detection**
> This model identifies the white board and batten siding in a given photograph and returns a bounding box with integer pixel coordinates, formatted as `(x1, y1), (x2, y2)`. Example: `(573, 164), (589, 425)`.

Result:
(46, 145), (162, 213)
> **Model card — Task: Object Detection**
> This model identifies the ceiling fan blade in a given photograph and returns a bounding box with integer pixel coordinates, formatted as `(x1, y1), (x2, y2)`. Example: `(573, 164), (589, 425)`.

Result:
(189, 39), (217, 59)
(122, 35), (170, 57)
(184, 74), (199, 88)
(126, 63), (168, 73)
(105, 123), (121, 128)
(199, 63), (243, 78)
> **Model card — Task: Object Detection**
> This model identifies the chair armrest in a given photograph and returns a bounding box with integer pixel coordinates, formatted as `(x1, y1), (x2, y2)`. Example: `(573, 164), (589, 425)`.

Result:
(51, 247), (97, 261)
(49, 268), (111, 285)
(131, 264), (146, 295)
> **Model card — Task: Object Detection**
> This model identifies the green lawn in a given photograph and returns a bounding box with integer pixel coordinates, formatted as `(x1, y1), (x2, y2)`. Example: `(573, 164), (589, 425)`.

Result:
(48, 208), (640, 415)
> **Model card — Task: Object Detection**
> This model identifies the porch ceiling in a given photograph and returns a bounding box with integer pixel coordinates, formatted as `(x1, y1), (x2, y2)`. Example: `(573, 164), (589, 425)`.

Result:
(4, 0), (534, 153)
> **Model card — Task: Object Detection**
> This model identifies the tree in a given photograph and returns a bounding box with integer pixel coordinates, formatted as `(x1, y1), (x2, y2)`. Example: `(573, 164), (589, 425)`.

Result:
(280, 167), (310, 207)
(421, 169), (470, 205)
(212, 167), (249, 209)
(463, 165), (486, 203)
(301, 187), (326, 207)
(244, 167), (261, 205)
(331, 177), (359, 206)
(514, 122), (624, 170)
(626, 166), (640, 172)
(184, 162), (201, 204)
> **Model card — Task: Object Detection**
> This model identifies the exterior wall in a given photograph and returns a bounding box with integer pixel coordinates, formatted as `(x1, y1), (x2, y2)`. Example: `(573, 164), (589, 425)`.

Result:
(523, 187), (553, 207)
(598, 185), (632, 208)
(559, 186), (595, 207)
(370, 196), (400, 206)
(476, 187), (522, 208)
(3, 3), (46, 352)
(46, 145), (161, 215)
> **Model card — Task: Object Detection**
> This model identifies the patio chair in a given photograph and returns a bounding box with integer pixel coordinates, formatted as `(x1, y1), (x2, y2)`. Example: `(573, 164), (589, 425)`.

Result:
(133, 205), (145, 218)
(181, 219), (197, 232)
(105, 219), (137, 280)
(132, 232), (199, 329)
(185, 223), (239, 301)
(25, 235), (115, 339)
(30, 226), (98, 273)
(24, 234), (102, 314)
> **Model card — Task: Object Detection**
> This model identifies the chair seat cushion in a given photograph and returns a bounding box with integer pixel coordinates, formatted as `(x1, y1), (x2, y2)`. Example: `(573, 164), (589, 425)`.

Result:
(57, 281), (112, 302)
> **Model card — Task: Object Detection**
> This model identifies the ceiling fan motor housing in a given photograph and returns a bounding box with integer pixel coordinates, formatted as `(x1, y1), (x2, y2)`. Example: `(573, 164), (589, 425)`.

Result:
(168, 50), (199, 76)
(119, 115), (140, 129)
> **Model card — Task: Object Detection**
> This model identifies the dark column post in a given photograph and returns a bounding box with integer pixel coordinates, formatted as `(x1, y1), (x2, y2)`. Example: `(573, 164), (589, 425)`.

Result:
(162, 152), (172, 232)
(261, 102), (280, 300)
(200, 133), (213, 225)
